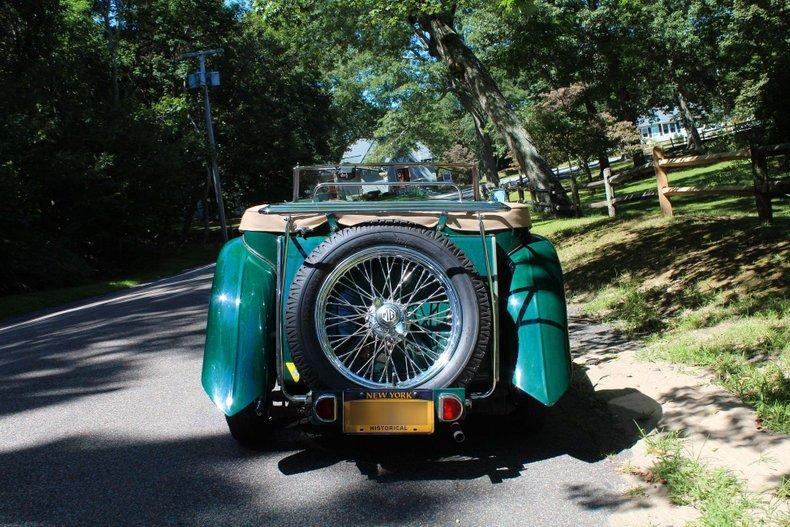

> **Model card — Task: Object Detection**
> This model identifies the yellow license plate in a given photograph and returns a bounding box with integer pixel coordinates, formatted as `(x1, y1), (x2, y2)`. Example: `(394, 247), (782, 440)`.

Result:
(343, 399), (435, 434)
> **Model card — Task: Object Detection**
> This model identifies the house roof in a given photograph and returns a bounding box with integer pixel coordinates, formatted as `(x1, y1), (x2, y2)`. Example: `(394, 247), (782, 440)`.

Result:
(340, 139), (375, 163)
(340, 139), (434, 164)
(637, 108), (681, 127)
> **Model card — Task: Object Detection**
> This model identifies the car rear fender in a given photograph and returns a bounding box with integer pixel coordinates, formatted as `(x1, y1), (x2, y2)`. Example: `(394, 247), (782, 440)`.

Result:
(504, 235), (571, 405)
(202, 235), (276, 416)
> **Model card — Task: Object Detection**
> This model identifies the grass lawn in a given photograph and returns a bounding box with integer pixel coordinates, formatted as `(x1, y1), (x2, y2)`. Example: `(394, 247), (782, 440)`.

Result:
(607, 157), (632, 173)
(510, 156), (789, 221)
(0, 243), (220, 322)
(635, 431), (788, 527)
(577, 158), (790, 219)
(531, 161), (789, 432)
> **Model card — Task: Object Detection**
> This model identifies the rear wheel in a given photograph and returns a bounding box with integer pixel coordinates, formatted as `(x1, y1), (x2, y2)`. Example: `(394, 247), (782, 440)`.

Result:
(510, 393), (548, 434)
(225, 399), (272, 448)
(286, 223), (491, 390)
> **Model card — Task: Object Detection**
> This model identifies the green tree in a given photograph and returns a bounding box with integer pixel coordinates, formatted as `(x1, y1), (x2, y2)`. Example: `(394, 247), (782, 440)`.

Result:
(526, 84), (639, 174)
(640, 0), (730, 149)
(471, 0), (656, 171)
(260, 0), (574, 209)
(720, 0), (790, 141)
(0, 0), (344, 292)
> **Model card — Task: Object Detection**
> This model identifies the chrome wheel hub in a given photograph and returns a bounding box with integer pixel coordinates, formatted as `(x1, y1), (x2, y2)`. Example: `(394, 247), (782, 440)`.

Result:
(315, 246), (462, 388)
(369, 301), (407, 340)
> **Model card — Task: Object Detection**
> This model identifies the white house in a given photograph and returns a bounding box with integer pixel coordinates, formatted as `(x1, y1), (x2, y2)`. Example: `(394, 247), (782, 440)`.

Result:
(637, 109), (687, 142)
(340, 139), (436, 181)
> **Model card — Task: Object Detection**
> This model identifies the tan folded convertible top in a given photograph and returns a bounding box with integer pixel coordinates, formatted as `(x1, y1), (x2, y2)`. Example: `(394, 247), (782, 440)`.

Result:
(239, 202), (531, 233)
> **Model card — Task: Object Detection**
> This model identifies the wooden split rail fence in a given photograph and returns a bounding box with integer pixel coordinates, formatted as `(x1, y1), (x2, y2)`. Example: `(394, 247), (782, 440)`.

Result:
(590, 143), (789, 222)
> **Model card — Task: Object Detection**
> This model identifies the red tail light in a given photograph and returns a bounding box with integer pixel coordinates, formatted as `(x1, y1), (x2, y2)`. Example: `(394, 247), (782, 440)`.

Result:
(314, 395), (337, 422)
(439, 394), (464, 422)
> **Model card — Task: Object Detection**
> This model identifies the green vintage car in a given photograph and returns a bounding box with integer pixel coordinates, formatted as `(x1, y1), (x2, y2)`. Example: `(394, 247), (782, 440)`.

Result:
(202, 163), (570, 446)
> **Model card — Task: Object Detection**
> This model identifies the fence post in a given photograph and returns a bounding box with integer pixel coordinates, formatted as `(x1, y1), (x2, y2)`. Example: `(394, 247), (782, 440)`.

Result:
(603, 167), (616, 217)
(652, 146), (673, 216)
(751, 145), (773, 223)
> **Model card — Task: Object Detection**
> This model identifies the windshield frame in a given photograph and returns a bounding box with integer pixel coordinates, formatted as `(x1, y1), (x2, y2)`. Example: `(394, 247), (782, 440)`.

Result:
(291, 162), (481, 203)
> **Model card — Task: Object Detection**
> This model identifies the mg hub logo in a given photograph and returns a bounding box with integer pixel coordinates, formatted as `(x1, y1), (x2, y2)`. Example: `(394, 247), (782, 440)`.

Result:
(376, 304), (400, 326)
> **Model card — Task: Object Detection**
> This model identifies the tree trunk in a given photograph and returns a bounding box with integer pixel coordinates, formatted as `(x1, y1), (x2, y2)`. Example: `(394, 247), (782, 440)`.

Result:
(569, 174), (581, 214)
(582, 99), (611, 178)
(180, 174), (204, 239)
(581, 158), (595, 195)
(579, 159), (591, 182)
(450, 77), (499, 186)
(597, 153), (610, 178)
(472, 117), (499, 187)
(180, 198), (198, 240)
(415, 13), (572, 212)
(676, 87), (702, 151)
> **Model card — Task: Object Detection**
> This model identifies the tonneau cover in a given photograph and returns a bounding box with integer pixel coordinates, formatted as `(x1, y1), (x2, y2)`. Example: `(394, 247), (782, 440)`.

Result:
(238, 202), (531, 233)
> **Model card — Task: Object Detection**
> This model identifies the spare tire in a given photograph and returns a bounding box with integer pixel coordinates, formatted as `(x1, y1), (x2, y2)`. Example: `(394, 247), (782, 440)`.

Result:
(285, 223), (490, 390)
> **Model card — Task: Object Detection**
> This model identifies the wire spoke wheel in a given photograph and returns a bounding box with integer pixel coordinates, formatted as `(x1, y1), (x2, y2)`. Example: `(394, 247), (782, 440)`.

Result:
(286, 224), (490, 391)
(315, 246), (462, 388)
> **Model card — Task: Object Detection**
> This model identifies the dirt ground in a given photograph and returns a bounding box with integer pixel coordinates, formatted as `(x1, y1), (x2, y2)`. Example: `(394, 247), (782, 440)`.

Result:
(568, 305), (790, 526)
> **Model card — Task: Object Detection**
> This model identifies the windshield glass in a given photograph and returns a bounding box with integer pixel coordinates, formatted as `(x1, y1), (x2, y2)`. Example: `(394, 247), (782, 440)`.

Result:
(296, 165), (476, 202)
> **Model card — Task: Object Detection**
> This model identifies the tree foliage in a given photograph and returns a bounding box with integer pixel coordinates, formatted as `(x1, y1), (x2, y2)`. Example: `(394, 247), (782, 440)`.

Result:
(0, 0), (342, 291)
(525, 83), (639, 170)
(1, 0), (787, 292)
(720, 0), (790, 140)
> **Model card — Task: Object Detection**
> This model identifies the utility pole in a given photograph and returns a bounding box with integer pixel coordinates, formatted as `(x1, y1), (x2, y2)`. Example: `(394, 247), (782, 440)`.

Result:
(181, 48), (228, 241)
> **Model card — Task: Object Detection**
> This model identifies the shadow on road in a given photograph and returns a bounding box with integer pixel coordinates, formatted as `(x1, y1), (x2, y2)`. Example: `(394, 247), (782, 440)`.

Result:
(0, 384), (659, 526)
(275, 369), (661, 486)
(0, 264), (665, 525)
(0, 432), (473, 526)
(0, 267), (212, 417)
(568, 313), (643, 366)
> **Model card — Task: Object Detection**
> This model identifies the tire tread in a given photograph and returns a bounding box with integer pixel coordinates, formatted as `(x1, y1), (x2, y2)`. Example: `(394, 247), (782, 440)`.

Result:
(286, 222), (491, 389)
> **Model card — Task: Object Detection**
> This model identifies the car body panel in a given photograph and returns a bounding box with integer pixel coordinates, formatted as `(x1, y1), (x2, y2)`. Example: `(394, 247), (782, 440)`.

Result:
(280, 234), (328, 390)
(446, 232), (496, 277)
(202, 221), (571, 416)
(201, 236), (276, 416)
(504, 235), (571, 405)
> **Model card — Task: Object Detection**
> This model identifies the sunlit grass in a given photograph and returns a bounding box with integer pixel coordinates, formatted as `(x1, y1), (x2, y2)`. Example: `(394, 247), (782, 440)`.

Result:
(778, 476), (790, 500)
(566, 159), (790, 219)
(642, 314), (789, 433)
(530, 214), (611, 238)
(530, 160), (790, 434)
(638, 431), (790, 527)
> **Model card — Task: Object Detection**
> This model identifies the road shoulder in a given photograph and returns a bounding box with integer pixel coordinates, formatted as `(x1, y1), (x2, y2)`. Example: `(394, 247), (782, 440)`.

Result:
(570, 305), (789, 526)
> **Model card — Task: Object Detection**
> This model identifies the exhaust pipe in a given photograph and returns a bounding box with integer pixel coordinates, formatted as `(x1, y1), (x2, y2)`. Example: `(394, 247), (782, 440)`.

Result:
(451, 422), (465, 443)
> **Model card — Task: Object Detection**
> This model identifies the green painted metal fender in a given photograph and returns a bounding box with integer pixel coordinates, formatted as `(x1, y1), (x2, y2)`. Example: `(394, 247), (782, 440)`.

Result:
(505, 235), (571, 405)
(202, 236), (276, 416)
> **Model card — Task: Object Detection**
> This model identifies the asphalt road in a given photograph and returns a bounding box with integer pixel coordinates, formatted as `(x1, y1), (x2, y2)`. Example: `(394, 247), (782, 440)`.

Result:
(0, 266), (642, 526)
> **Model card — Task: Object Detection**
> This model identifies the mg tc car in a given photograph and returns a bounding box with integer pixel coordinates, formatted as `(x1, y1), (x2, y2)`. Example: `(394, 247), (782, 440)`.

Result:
(201, 163), (571, 446)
